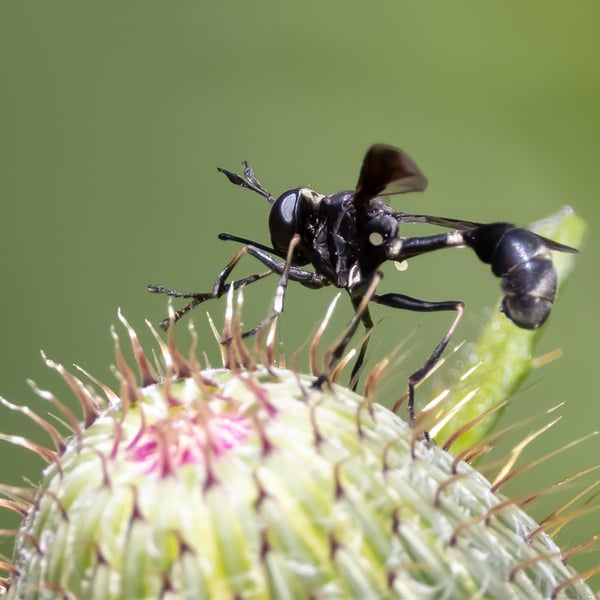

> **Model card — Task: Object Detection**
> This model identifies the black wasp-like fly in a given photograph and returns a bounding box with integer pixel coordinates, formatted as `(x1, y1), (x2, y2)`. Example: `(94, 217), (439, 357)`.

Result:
(149, 144), (578, 424)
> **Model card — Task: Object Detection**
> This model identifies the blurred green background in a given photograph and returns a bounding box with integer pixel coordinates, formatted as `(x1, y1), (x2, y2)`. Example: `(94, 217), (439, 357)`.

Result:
(1, 0), (599, 589)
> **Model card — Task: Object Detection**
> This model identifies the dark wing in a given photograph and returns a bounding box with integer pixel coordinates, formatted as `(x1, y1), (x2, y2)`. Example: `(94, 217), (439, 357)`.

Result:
(353, 145), (428, 213)
(396, 212), (579, 254)
(396, 213), (482, 229)
(536, 236), (579, 253)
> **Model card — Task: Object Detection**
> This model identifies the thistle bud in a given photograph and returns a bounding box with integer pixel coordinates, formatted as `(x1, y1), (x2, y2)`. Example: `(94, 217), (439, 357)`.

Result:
(1, 307), (593, 599)
(1, 209), (595, 599)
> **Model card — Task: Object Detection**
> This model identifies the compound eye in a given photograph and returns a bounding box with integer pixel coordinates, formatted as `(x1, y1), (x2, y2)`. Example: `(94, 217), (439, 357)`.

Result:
(269, 188), (301, 254)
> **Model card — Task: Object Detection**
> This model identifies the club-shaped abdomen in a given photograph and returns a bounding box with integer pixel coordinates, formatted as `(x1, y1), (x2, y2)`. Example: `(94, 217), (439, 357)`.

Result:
(500, 253), (557, 329)
(463, 224), (557, 329)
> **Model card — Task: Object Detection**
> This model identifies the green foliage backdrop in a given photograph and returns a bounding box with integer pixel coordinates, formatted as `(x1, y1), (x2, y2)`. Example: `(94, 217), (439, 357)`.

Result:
(1, 1), (599, 586)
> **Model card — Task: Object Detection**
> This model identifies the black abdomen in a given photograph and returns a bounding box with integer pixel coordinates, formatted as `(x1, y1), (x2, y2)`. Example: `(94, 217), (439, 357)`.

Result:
(464, 224), (557, 329)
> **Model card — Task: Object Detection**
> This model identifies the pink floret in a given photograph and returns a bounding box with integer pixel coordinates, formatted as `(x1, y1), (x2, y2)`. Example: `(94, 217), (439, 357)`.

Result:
(127, 413), (252, 474)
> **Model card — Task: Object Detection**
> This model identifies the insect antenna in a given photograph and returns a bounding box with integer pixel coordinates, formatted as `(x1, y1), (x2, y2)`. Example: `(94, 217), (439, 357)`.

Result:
(217, 161), (275, 204)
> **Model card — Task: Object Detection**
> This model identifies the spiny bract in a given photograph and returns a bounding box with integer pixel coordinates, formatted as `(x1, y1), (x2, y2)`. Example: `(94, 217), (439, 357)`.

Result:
(1, 300), (594, 600)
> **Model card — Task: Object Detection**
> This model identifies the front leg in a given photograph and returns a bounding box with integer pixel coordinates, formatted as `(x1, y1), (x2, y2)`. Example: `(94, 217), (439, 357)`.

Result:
(238, 236), (329, 339)
(148, 246), (274, 329)
(149, 241), (328, 330)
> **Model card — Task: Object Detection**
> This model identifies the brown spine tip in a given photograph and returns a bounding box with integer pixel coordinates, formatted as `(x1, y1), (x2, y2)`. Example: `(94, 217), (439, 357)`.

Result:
(43, 352), (100, 429)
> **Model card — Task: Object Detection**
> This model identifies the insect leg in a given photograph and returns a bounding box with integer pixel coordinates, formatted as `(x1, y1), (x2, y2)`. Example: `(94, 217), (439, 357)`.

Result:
(218, 233), (283, 258)
(243, 247), (328, 288)
(148, 246), (275, 329)
(149, 272), (274, 330)
(348, 302), (375, 390)
(219, 234), (329, 290)
(239, 236), (329, 338)
(316, 273), (382, 389)
(150, 240), (329, 331)
(371, 293), (464, 425)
